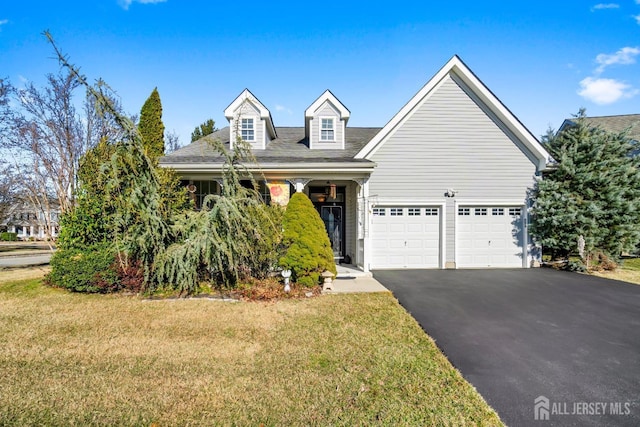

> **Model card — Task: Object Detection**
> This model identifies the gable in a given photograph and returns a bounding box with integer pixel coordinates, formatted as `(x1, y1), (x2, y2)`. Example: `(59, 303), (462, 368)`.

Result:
(367, 74), (541, 200)
(305, 90), (350, 149)
(355, 55), (549, 171)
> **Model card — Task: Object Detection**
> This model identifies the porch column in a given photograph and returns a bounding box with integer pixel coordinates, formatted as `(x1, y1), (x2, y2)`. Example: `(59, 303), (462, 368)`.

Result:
(361, 179), (371, 273)
(286, 178), (312, 193)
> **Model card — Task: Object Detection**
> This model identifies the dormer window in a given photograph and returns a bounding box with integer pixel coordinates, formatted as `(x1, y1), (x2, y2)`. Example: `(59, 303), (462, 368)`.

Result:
(320, 118), (335, 141)
(241, 118), (255, 141)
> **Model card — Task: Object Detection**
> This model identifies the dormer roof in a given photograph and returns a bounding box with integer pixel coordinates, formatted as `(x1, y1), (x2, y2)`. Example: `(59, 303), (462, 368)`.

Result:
(224, 88), (277, 139)
(305, 90), (350, 122)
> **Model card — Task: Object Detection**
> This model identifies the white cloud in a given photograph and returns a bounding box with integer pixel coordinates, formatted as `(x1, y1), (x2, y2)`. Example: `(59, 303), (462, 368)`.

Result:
(275, 104), (293, 114)
(634, 14), (640, 25)
(591, 3), (619, 10)
(594, 46), (640, 73)
(118, 0), (167, 10)
(578, 77), (639, 104)
(0, 19), (8, 29)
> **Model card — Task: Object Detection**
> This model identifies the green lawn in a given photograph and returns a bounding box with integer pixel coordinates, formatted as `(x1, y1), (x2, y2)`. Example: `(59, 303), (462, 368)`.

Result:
(0, 279), (502, 426)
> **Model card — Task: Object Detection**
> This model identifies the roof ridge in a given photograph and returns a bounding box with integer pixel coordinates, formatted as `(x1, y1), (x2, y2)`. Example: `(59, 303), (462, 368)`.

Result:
(566, 113), (640, 120)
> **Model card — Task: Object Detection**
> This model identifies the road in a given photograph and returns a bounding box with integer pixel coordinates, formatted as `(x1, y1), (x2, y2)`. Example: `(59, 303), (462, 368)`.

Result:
(0, 253), (52, 268)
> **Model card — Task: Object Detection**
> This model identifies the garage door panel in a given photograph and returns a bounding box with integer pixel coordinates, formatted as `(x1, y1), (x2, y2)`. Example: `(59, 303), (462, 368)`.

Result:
(407, 223), (423, 233)
(372, 223), (389, 233)
(389, 223), (406, 233)
(371, 240), (388, 251)
(457, 205), (524, 268)
(406, 239), (424, 249)
(371, 206), (441, 269)
(389, 239), (405, 249)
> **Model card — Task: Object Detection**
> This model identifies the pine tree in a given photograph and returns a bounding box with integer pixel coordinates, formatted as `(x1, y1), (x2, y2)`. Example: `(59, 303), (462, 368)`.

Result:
(139, 88), (165, 162)
(530, 110), (640, 263)
(191, 118), (217, 142)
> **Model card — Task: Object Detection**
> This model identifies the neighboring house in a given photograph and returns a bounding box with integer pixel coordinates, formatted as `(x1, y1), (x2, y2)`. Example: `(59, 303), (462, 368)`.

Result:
(1, 201), (60, 240)
(559, 114), (640, 144)
(558, 114), (640, 156)
(160, 56), (550, 272)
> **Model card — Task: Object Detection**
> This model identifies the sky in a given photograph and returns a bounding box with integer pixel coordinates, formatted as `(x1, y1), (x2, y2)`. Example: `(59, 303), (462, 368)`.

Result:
(1, 1), (639, 146)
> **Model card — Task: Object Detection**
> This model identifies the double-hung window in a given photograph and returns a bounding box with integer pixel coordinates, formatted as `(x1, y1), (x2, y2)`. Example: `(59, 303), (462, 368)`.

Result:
(241, 118), (255, 141)
(320, 118), (335, 141)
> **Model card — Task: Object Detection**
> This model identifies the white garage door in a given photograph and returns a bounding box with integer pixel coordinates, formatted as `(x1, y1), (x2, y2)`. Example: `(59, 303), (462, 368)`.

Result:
(371, 206), (440, 269)
(457, 206), (524, 268)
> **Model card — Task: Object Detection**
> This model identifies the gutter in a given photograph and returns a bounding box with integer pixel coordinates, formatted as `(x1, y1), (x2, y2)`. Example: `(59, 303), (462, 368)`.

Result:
(159, 162), (377, 174)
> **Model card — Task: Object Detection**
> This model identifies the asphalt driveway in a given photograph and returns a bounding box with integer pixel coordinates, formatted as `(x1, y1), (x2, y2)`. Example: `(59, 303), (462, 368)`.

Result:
(374, 269), (640, 426)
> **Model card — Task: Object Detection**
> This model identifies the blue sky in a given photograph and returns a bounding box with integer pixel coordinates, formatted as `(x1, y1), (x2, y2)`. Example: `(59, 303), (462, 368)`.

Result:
(1, 1), (639, 145)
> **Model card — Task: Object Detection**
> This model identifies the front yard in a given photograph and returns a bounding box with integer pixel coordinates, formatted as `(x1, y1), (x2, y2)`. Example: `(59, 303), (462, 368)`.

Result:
(0, 278), (502, 426)
(591, 257), (640, 285)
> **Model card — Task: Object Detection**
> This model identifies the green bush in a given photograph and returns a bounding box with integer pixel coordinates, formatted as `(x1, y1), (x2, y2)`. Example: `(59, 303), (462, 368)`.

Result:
(46, 243), (118, 293)
(279, 192), (336, 287)
(0, 232), (18, 241)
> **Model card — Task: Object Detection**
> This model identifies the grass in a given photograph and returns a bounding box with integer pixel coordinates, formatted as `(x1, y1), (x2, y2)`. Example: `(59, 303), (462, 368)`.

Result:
(0, 278), (502, 426)
(590, 257), (640, 285)
(0, 266), (51, 284)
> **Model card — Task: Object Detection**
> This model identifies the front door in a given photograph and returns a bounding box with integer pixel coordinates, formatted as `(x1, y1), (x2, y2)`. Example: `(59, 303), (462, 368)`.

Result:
(310, 186), (346, 261)
(321, 205), (343, 260)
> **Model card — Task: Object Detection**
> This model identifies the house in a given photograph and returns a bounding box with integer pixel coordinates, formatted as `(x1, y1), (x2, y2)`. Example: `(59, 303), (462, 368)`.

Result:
(559, 114), (640, 144)
(558, 114), (640, 158)
(160, 56), (550, 272)
(1, 201), (60, 240)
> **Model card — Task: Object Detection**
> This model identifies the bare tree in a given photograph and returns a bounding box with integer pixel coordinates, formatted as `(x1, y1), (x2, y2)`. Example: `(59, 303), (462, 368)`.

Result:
(165, 130), (182, 153)
(0, 163), (18, 228)
(0, 69), (127, 242)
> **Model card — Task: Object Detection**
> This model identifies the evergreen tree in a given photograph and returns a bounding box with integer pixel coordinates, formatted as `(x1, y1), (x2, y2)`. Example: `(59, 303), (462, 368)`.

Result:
(279, 192), (337, 287)
(191, 118), (217, 142)
(530, 110), (640, 263)
(139, 87), (165, 162)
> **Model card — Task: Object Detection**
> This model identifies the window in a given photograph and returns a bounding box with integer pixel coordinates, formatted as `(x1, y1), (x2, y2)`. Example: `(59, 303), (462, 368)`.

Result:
(320, 118), (335, 141)
(408, 208), (421, 216)
(372, 208), (386, 216)
(474, 208), (487, 216)
(241, 118), (254, 141)
(509, 207), (522, 216)
(458, 208), (470, 216)
(425, 208), (439, 216)
(184, 180), (218, 210)
(390, 208), (403, 216)
(492, 208), (505, 216)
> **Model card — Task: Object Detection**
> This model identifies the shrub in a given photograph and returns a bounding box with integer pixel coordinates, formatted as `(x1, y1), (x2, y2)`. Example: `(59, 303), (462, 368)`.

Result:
(594, 252), (618, 271)
(47, 244), (117, 293)
(565, 260), (586, 272)
(0, 232), (18, 241)
(46, 244), (145, 293)
(279, 192), (336, 287)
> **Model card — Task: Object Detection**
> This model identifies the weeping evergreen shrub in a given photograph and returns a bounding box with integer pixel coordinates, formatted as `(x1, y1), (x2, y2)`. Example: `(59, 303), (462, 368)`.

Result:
(47, 34), (282, 295)
(279, 192), (336, 287)
(153, 139), (284, 294)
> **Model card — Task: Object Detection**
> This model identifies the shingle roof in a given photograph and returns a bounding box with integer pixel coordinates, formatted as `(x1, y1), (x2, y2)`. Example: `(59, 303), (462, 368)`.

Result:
(160, 126), (382, 165)
(563, 114), (640, 142)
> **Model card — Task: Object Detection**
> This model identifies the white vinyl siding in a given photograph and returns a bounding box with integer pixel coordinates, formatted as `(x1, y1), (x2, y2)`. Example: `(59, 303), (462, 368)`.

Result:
(368, 75), (538, 267)
(229, 101), (265, 149)
(309, 101), (344, 149)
